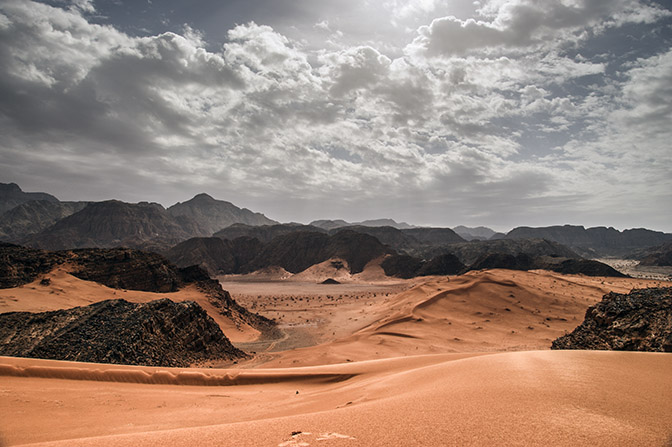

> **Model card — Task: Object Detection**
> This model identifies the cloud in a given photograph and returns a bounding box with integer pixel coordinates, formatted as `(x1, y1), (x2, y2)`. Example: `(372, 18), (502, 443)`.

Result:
(0, 0), (670, 231)
(407, 0), (671, 57)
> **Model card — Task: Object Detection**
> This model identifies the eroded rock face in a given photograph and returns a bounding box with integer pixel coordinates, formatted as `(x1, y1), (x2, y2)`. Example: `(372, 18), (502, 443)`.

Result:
(69, 248), (184, 293)
(551, 287), (672, 352)
(0, 298), (247, 367)
(0, 243), (67, 288)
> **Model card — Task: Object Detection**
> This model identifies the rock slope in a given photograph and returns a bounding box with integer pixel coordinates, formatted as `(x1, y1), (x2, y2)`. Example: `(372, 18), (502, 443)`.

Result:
(551, 287), (672, 352)
(0, 298), (247, 366)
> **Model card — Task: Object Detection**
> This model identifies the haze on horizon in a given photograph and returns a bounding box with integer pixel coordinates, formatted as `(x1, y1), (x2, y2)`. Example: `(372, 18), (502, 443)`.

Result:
(0, 0), (670, 233)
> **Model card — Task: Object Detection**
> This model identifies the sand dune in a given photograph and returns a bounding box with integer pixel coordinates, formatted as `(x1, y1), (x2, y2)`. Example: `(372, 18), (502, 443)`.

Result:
(1, 351), (670, 446)
(259, 269), (669, 366)
(2, 268), (671, 446)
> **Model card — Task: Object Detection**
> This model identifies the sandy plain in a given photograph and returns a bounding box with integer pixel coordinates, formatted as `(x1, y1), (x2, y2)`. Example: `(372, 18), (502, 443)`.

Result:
(1, 263), (672, 446)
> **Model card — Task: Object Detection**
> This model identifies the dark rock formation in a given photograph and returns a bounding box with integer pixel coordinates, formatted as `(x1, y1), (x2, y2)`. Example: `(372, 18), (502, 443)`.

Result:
(401, 227), (465, 246)
(321, 278), (341, 284)
(505, 225), (672, 258)
(0, 243), (67, 288)
(381, 254), (425, 279)
(0, 298), (247, 366)
(535, 257), (626, 277)
(23, 200), (202, 251)
(638, 242), (672, 267)
(214, 223), (326, 244)
(168, 193), (277, 235)
(551, 287), (672, 352)
(0, 200), (90, 242)
(435, 238), (579, 266)
(166, 237), (237, 275)
(310, 218), (414, 230)
(241, 230), (390, 275)
(0, 182), (58, 216)
(165, 236), (265, 276)
(69, 248), (185, 292)
(452, 225), (497, 241)
(417, 254), (465, 276)
(331, 226), (421, 253)
(468, 253), (535, 271)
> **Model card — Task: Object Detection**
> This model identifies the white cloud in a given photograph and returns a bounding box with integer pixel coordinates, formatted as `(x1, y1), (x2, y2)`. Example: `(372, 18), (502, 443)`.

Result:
(0, 0), (670, 230)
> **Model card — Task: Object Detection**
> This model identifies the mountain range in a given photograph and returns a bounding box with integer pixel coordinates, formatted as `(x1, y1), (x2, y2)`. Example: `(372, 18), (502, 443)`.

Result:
(2, 182), (671, 279)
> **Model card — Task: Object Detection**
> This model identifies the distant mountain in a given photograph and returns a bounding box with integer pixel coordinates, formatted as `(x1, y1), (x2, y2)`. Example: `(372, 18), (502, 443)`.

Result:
(310, 218), (415, 230)
(214, 223), (326, 244)
(242, 230), (391, 274)
(309, 219), (352, 231)
(23, 200), (202, 251)
(0, 182), (58, 215)
(0, 200), (90, 242)
(452, 225), (497, 241)
(401, 227), (465, 246)
(429, 238), (580, 266)
(329, 225), (421, 253)
(165, 236), (265, 275)
(638, 242), (672, 267)
(505, 225), (672, 257)
(168, 193), (276, 235)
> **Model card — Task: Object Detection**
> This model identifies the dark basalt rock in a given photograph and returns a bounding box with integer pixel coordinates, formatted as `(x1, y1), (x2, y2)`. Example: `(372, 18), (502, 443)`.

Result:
(0, 243), (68, 288)
(0, 298), (247, 366)
(551, 287), (672, 352)
(69, 248), (184, 292)
(381, 254), (424, 279)
(416, 253), (465, 276)
(321, 278), (341, 284)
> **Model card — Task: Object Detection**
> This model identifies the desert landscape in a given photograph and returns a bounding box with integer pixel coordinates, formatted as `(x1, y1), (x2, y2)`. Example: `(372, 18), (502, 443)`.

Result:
(1, 249), (671, 446)
(3, 0), (672, 444)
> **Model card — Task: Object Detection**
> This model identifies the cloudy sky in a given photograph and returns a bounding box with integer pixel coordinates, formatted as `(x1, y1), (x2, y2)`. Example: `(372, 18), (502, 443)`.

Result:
(1, 0), (671, 232)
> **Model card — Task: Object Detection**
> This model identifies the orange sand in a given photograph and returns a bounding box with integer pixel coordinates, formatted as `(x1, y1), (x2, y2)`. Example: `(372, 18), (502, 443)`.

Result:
(1, 268), (671, 446)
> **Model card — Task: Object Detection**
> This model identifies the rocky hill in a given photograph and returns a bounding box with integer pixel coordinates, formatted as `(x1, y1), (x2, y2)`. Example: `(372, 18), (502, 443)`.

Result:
(242, 230), (391, 274)
(505, 225), (672, 257)
(214, 223), (326, 244)
(452, 225), (497, 241)
(638, 242), (672, 267)
(435, 238), (579, 266)
(310, 218), (414, 230)
(23, 200), (203, 251)
(0, 182), (58, 216)
(0, 243), (278, 338)
(0, 200), (90, 242)
(0, 243), (68, 288)
(381, 253), (465, 279)
(168, 193), (276, 235)
(551, 287), (672, 352)
(0, 298), (247, 366)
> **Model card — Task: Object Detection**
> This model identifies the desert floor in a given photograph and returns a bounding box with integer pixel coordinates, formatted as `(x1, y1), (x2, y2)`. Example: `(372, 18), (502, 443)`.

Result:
(1, 267), (672, 446)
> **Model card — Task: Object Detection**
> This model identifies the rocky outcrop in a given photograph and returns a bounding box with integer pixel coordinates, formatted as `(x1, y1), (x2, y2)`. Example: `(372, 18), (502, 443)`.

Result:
(214, 223), (326, 244)
(551, 287), (672, 352)
(452, 226), (497, 241)
(0, 243), (67, 288)
(165, 236), (265, 276)
(435, 238), (579, 266)
(505, 225), (672, 258)
(0, 183), (58, 216)
(168, 193), (277, 235)
(69, 248), (186, 292)
(638, 242), (672, 267)
(0, 298), (247, 366)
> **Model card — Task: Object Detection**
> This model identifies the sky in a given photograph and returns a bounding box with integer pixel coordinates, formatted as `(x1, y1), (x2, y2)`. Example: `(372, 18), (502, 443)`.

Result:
(0, 0), (671, 232)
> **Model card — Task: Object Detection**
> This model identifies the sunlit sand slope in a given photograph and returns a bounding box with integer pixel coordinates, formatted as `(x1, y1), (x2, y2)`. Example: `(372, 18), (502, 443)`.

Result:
(1, 351), (670, 446)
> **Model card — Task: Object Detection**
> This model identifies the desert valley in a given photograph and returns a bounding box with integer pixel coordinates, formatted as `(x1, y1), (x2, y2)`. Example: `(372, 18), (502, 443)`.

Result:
(0, 182), (671, 446)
